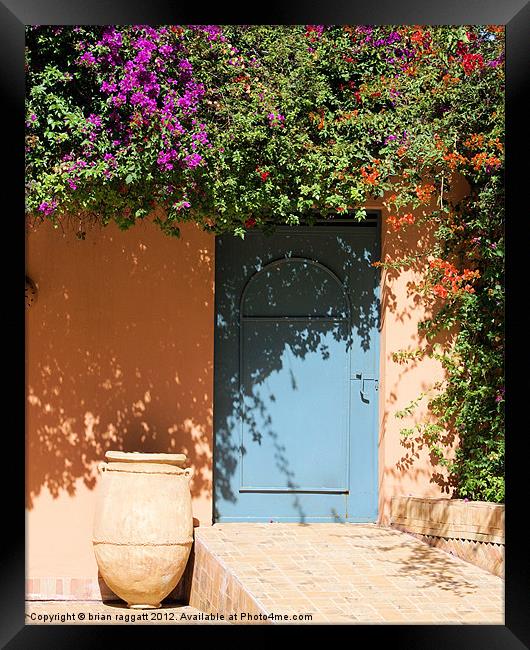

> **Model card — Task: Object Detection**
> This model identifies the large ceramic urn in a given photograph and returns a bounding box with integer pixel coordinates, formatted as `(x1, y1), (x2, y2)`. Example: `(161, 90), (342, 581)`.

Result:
(93, 451), (193, 609)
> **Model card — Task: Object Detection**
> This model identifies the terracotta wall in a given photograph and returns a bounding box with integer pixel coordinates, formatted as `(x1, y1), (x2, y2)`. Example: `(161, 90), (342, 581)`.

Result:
(26, 219), (215, 581)
(369, 173), (470, 525)
(26, 180), (468, 590)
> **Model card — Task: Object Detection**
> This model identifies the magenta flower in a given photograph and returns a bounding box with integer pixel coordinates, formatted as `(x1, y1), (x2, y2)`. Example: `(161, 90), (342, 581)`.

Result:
(179, 59), (193, 77)
(172, 200), (191, 211)
(184, 152), (203, 168)
(191, 25), (225, 42)
(38, 199), (58, 216)
(157, 149), (178, 171)
(267, 112), (285, 127)
(78, 51), (96, 66)
(87, 114), (102, 128)
(101, 81), (118, 93)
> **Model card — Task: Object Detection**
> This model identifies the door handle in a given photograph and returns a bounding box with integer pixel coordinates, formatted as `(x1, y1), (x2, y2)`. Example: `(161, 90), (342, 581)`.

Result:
(353, 372), (379, 400)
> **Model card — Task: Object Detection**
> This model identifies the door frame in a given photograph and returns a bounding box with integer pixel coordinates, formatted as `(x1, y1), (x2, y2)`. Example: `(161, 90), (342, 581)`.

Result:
(212, 212), (382, 523)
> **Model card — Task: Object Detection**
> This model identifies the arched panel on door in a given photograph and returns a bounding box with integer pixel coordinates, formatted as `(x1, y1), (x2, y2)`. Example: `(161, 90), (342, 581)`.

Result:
(239, 258), (352, 493)
(241, 258), (351, 319)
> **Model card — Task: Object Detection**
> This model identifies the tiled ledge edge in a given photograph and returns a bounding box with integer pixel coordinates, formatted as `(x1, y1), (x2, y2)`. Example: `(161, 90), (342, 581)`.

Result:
(188, 534), (271, 625)
(390, 496), (504, 577)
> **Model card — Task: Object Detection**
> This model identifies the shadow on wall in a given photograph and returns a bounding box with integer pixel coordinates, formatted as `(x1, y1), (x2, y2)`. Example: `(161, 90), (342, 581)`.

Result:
(380, 204), (446, 329)
(377, 176), (470, 498)
(25, 218), (214, 515)
(380, 403), (458, 497)
(380, 172), (470, 332)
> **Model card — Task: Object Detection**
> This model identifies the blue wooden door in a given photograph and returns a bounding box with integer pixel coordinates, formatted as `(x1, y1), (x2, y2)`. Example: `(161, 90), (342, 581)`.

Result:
(214, 224), (380, 522)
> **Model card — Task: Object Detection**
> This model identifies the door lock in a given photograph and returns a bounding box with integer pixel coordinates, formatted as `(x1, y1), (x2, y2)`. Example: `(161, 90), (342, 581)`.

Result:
(353, 372), (379, 400)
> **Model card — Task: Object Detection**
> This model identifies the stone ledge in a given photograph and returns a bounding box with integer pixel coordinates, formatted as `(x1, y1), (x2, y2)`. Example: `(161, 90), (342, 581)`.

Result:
(390, 496), (504, 544)
(390, 496), (504, 577)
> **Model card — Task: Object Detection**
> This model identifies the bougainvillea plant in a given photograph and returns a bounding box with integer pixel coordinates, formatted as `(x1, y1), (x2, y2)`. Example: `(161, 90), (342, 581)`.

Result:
(25, 25), (504, 502)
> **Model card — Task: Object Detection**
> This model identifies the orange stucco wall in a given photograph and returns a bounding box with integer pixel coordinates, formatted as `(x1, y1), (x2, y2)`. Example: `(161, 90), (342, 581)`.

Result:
(26, 219), (215, 579)
(26, 182), (468, 586)
(375, 210), (455, 527)
(368, 172), (469, 525)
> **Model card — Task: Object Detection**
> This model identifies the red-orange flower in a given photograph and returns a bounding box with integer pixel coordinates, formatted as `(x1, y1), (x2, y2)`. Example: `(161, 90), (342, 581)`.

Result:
(470, 152), (502, 172)
(415, 183), (435, 204)
(433, 284), (448, 299)
(256, 166), (270, 182)
(388, 213), (415, 231)
(429, 258), (480, 299)
(462, 53), (484, 75)
(360, 160), (380, 185)
(443, 151), (467, 170)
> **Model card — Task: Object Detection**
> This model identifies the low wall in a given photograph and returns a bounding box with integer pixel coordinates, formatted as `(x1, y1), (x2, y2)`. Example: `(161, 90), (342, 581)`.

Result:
(187, 533), (266, 623)
(389, 496), (504, 577)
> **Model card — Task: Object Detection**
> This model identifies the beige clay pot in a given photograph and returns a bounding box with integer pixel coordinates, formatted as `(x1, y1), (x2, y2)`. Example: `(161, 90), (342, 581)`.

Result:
(93, 451), (193, 609)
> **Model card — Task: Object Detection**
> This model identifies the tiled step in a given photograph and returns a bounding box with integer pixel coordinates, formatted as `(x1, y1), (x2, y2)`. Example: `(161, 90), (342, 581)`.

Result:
(188, 523), (503, 624)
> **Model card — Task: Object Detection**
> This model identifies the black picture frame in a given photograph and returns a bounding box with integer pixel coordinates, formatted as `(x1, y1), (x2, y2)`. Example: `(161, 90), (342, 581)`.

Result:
(8, 1), (528, 646)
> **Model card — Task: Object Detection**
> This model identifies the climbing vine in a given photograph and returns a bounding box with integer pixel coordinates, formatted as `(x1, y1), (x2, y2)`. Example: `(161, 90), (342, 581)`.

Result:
(25, 25), (504, 502)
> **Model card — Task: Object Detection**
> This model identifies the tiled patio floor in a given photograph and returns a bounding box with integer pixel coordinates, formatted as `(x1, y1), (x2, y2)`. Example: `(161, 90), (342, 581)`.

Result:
(191, 523), (504, 624)
(25, 601), (225, 625)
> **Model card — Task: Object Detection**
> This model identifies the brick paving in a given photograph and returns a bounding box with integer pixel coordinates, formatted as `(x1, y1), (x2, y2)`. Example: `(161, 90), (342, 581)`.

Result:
(190, 523), (504, 624)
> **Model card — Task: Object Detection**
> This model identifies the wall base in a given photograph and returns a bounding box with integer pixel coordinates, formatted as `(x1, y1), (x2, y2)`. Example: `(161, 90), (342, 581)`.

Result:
(26, 562), (193, 603)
